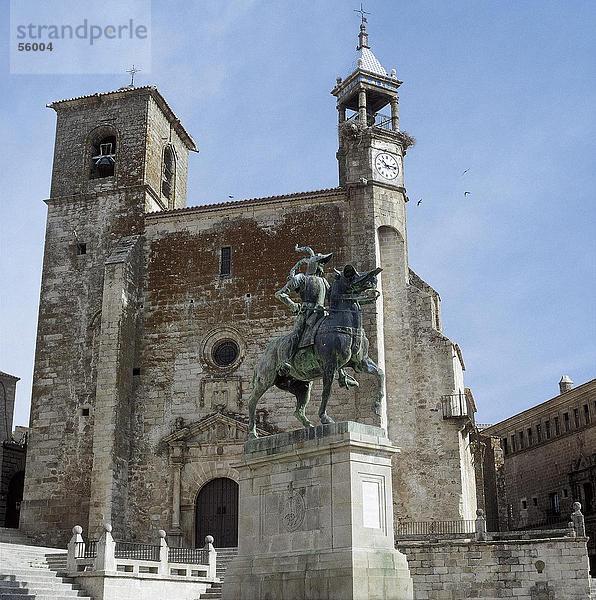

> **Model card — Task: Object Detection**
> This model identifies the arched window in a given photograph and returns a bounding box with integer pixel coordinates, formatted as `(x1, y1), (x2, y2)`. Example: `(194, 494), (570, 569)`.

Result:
(90, 134), (116, 179)
(161, 145), (176, 203)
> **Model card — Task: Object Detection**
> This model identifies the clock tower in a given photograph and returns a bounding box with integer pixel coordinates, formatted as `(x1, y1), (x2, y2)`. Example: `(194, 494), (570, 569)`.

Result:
(332, 15), (413, 190)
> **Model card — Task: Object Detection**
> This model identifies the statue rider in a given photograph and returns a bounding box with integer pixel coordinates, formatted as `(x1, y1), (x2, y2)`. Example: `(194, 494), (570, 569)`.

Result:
(275, 245), (358, 389)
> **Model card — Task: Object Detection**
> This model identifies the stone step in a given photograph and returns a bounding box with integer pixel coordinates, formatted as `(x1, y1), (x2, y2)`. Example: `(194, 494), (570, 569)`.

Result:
(0, 596), (91, 600)
(0, 587), (87, 598)
(0, 543), (64, 554)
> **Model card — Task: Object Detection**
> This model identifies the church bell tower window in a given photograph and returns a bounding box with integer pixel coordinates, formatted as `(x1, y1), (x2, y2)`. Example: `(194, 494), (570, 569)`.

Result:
(161, 145), (176, 204)
(90, 135), (116, 179)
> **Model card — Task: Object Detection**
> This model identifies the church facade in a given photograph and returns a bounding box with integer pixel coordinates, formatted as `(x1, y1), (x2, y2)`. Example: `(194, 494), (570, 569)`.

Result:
(21, 21), (478, 547)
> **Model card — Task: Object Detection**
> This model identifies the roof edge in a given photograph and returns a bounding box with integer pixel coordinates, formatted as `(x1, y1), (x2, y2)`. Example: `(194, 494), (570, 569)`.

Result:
(47, 86), (197, 151)
(145, 187), (345, 219)
(482, 378), (596, 435)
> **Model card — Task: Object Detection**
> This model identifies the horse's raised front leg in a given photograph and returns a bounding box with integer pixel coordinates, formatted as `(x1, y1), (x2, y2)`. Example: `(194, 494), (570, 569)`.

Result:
(319, 365), (336, 425)
(360, 356), (385, 417)
(289, 380), (314, 428)
(248, 372), (277, 439)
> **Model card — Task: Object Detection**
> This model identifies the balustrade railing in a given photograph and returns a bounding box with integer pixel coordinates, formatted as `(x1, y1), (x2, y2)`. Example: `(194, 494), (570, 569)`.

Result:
(67, 526), (217, 580)
(396, 519), (476, 537)
(168, 547), (209, 565)
(441, 391), (474, 421)
(345, 112), (395, 131)
(74, 540), (97, 558)
(115, 541), (160, 562)
(396, 505), (585, 542)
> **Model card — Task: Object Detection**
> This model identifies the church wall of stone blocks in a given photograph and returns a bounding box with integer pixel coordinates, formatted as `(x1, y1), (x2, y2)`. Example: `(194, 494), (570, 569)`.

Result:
(21, 29), (478, 547)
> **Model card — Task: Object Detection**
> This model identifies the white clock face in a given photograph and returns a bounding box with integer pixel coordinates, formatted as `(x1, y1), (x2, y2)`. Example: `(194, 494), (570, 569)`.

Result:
(374, 152), (399, 180)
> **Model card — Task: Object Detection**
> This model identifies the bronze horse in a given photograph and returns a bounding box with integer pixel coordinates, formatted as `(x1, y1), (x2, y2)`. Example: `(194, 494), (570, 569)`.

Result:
(247, 265), (384, 438)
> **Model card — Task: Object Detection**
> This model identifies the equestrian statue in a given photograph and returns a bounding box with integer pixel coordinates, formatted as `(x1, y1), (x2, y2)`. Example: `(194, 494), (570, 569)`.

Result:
(247, 245), (384, 439)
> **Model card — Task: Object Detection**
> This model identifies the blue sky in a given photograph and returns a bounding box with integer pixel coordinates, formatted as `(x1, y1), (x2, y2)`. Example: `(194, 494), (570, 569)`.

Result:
(1, 0), (595, 428)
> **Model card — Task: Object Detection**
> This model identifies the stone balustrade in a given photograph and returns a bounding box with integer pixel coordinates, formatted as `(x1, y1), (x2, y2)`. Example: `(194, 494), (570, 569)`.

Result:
(67, 523), (217, 580)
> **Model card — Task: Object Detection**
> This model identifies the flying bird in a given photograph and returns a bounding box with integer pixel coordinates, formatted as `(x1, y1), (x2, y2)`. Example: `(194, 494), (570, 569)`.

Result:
(464, 191), (471, 197)
(417, 198), (423, 206)
(228, 195), (234, 198)
(461, 169), (470, 176)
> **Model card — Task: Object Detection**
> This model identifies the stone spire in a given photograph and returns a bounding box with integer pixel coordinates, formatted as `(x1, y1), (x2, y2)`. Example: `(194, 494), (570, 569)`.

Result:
(357, 20), (369, 50)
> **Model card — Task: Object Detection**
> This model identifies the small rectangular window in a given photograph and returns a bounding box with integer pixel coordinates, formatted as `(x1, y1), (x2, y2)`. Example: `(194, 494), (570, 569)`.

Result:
(564, 412), (570, 432)
(519, 430), (525, 449)
(536, 423), (542, 442)
(545, 420), (551, 439)
(554, 416), (560, 435)
(502, 438), (509, 455)
(550, 492), (560, 514)
(521, 498), (528, 510)
(584, 404), (590, 424)
(132, 367), (141, 376)
(563, 488), (569, 498)
(76, 242), (87, 255)
(527, 427), (533, 446)
(532, 497), (538, 507)
(511, 434), (517, 452)
(220, 246), (231, 276)
(81, 407), (90, 417)
(574, 408), (580, 428)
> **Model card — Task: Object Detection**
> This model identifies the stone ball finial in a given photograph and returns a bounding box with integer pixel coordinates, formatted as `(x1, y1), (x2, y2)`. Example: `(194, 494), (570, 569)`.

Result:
(476, 509), (485, 517)
(357, 58), (363, 68)
(336, 76), (342, 85)
(158, 530), (167, 539)
(390, 68), (397, 78)
(205, 535), (214, 544)
(104, 523), (113, 533)
(573, 501), (582, 512)
(73, 525), (83, 535)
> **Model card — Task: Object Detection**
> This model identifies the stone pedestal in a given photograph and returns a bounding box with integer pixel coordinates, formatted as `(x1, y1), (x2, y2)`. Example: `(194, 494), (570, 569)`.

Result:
(222, 422), (413, 600)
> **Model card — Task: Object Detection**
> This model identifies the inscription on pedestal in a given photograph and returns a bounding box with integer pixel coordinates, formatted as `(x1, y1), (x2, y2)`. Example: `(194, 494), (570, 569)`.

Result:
(360, 473), (387, 533)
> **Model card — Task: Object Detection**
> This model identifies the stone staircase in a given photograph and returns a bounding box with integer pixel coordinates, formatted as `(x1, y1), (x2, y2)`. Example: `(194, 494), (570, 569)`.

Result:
(0, 527), (92, 600)
(199, 547), (238, 600)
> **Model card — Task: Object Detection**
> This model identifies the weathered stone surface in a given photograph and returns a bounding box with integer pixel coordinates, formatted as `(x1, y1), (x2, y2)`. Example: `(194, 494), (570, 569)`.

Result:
(223, 422), (413, 600)
(22, 69), (478, 545)
(398, 536), (591, 599)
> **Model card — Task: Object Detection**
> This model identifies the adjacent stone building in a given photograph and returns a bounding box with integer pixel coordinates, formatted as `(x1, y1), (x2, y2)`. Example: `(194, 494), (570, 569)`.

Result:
(0, 371), (27, 528)
(482, 376), (596, 572)
(21, 20), (478, 547)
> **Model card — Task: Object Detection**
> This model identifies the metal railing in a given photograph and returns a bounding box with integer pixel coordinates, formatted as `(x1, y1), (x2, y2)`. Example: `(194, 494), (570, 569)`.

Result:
(168, 547), (209, 565)
(441, 392), (474, 421)
(114, 541), (160, 562)
(74, 540), (97, 559)
(396, 519), (476, 537)
(345, 112), (395, 131)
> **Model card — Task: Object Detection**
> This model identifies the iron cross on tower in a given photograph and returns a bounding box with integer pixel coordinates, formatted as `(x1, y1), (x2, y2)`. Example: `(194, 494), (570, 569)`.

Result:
(126, 65), (141, 87)
(354, 3), (371, 23)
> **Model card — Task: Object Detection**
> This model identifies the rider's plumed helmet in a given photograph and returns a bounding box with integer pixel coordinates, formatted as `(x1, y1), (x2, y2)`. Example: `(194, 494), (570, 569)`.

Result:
(293, 245), (333, 276)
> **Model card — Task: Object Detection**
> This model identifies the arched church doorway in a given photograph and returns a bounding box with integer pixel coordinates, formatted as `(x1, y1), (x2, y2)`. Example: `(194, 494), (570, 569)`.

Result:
(195, 478), (238, 547)
(5, 470), (24, 528)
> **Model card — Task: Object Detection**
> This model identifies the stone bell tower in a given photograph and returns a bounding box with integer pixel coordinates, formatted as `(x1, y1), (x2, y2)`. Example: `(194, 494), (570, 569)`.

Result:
(21, 85), (196, 544)
(334, 15), (478, 524)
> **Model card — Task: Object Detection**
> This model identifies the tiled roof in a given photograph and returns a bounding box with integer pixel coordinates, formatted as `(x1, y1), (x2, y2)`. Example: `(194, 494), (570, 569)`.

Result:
(359, 47), (386, 76)
(145, 187), (345, 218)
(0, 371), (20, 381)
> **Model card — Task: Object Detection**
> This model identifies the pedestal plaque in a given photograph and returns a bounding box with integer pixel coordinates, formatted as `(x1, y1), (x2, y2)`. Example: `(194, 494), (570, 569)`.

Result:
(222, 422), (413, 600)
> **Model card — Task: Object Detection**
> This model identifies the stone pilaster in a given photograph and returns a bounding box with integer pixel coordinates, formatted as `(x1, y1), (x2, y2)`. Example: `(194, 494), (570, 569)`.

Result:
(88, 236), (142, 537)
